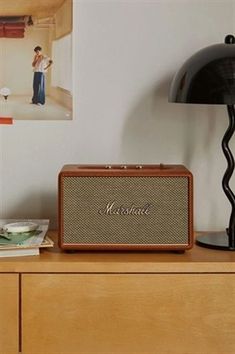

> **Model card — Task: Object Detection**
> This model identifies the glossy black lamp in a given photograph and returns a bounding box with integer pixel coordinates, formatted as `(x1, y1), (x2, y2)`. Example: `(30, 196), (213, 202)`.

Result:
(169, 34), (235, 250)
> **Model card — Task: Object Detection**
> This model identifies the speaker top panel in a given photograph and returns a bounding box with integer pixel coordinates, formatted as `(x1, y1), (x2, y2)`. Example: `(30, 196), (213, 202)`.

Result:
(59, 164), (193, 178)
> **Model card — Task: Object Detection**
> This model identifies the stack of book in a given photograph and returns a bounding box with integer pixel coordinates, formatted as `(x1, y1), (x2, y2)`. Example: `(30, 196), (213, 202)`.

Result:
(0, 219), (53, 257)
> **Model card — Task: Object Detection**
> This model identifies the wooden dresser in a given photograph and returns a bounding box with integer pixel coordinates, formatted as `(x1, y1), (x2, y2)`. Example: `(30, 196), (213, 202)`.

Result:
(0, 231), (235, 354)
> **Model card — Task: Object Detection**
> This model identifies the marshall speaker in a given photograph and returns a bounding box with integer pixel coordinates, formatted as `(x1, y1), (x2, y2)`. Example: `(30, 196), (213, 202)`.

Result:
(58, 164), (193, 251)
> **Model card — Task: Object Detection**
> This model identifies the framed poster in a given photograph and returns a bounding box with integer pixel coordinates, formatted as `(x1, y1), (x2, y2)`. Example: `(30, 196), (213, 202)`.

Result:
(0, 0), (73, 120)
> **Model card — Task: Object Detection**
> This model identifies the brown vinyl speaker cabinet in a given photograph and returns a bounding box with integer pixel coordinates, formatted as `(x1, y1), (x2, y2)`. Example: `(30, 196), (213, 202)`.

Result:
(58, 164), (193, 251)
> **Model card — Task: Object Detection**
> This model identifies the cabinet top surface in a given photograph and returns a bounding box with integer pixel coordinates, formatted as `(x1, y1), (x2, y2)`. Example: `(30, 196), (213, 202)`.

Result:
(0, 231), (235, 273)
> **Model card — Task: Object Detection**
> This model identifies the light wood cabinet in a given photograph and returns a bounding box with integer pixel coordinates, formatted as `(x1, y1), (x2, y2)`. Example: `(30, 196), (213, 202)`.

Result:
(1, 231), (235, 354)
(21, 273), (235, 354)
(0, 274), (19, 354)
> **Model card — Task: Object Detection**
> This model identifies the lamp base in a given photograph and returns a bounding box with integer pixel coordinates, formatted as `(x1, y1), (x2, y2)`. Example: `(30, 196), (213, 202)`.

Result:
(196, 232), (235, 250)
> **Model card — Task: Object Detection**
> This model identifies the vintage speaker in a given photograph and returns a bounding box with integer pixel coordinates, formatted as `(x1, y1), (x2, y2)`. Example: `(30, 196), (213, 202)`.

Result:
(58, 164), (193, 251)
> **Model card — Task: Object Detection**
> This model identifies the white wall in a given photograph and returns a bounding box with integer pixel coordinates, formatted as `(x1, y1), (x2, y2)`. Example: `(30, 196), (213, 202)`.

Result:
(0, 0), (235, 231)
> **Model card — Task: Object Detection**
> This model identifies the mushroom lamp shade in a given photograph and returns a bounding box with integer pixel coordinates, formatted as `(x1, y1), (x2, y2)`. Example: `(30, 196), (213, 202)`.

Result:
(169, 35), (235, 250)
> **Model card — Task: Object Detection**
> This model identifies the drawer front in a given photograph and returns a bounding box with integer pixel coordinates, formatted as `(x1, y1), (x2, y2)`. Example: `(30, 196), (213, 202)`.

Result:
(22, 274), (235, 354)
(0, 274), (19, 354)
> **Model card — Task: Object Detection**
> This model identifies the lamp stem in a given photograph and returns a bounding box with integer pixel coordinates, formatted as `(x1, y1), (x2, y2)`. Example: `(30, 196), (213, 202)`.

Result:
(222, 105), (235, 249)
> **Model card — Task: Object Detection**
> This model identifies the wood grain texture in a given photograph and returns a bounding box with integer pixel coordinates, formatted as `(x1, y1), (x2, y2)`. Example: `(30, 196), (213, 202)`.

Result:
(0, 274), (19, 354)
(22, 273), (235, 354)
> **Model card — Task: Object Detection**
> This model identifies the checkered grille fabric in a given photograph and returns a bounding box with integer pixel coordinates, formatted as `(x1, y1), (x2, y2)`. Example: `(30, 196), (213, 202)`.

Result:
(61, 176), (189, 245)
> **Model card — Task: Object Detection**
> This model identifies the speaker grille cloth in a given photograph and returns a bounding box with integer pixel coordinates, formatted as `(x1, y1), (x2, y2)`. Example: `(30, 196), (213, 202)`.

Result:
(62, 176), (189, 245)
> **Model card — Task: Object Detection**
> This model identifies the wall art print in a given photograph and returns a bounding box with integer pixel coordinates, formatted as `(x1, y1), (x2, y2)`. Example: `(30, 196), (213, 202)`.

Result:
(0, 0), (73, 121)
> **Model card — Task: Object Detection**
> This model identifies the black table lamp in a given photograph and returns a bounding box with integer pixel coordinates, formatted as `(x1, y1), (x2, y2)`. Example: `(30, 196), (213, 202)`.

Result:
(169, 34), (235, 250)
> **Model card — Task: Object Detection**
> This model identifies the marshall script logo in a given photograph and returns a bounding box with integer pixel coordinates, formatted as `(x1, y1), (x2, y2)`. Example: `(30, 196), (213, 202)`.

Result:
(98, 201), (152, 216)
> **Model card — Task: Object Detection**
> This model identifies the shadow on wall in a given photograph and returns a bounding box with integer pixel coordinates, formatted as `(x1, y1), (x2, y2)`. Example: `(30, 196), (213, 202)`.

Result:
(121, 75), (227, 229)
(121, 75), (218, 167)
(5, 192), (57, 230)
